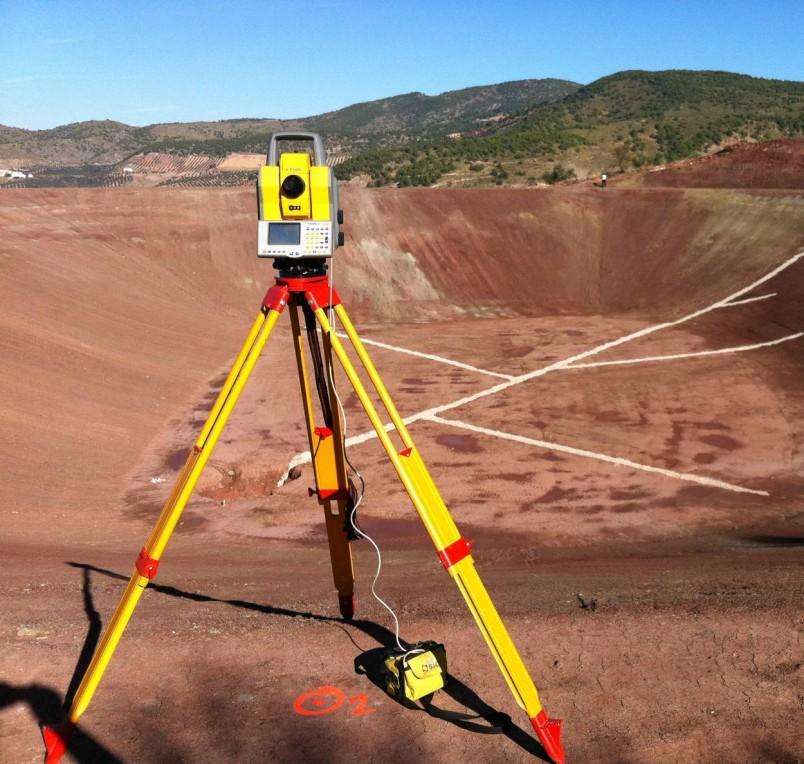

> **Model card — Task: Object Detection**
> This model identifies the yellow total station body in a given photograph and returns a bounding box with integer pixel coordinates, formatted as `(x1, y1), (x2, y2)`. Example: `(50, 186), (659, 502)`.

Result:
(256, 137), (339, 260)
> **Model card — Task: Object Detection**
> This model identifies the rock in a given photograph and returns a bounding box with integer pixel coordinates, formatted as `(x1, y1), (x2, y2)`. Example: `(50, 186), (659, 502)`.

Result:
(288, 466), (303, 481)
(576, 593), (598, 612)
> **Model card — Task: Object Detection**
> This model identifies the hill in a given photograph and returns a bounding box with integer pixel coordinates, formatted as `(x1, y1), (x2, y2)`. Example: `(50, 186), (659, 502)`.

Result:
(0, 78), (579, 166)
(5, 70), (803, 189)
(335, 70), (804, 186)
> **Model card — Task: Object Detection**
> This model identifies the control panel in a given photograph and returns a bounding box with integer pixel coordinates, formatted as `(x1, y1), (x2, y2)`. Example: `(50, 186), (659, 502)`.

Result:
(257, 220), (333, 259)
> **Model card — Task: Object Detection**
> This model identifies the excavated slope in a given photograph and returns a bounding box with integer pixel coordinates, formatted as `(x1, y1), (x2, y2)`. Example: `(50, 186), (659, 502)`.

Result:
(3, 186), (802, 324)
(1, 186), (803, 543)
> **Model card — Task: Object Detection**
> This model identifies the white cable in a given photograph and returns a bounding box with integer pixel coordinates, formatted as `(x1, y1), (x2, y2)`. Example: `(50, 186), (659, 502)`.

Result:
(326, 257), (405, 652)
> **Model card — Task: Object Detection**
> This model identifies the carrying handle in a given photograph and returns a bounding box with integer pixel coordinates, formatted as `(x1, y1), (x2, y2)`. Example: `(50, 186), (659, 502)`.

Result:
(267, 132), (327, 166)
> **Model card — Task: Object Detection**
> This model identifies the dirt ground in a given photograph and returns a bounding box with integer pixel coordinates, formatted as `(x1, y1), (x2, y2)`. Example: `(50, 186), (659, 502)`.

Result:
(1, 167), (803, 763)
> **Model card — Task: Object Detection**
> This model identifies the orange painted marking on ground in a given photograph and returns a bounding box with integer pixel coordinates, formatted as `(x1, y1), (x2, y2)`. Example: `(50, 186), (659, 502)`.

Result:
(348, 694), (377, 716)
(292, 686), (376, 717)
(292, 685), (345, 717)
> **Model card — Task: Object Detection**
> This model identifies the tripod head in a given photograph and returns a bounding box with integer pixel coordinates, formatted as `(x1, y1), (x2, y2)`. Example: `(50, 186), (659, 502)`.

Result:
(273, 256), (328, 279)
(257, 132), (344, 261)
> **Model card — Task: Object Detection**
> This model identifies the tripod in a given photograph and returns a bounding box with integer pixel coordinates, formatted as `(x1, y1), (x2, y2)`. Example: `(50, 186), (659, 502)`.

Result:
(42, 262), (565, 764)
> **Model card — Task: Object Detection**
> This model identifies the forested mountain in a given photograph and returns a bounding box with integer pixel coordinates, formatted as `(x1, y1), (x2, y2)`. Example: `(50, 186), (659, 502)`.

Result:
(0, 79), (579, 165)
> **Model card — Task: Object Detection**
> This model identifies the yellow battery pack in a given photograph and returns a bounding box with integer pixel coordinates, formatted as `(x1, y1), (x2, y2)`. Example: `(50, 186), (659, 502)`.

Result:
(383, 642), (447, 702)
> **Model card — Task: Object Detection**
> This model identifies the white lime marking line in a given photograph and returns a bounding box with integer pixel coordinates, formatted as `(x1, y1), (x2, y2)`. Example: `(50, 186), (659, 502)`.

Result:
(718, 292), (777, 307)
(334, 332), (513, 380)
(426, 414), (769, 497)
(411, 250), (804, 421)
(277, 250), (803, 488)
(566, 332), (804, 370)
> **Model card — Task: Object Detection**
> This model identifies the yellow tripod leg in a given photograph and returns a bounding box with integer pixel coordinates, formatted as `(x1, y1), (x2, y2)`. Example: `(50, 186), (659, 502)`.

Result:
(311, 299), (566, 764)
(42, 288), (289, 764)
(289, 304), (355, 618)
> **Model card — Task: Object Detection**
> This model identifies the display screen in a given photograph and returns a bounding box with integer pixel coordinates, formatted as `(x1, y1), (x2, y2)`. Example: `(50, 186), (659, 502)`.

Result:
(268, 222), (301, 245)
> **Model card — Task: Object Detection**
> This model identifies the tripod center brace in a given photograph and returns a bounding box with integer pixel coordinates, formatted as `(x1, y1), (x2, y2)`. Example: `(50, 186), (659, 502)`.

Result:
(42, 273), (566, 764)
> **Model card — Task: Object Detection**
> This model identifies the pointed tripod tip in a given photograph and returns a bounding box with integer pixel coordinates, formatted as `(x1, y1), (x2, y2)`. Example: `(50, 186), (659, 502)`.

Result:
(531, 710), (565, 764)
(41, 721), (75, 764)
(338, 593), (356, 620)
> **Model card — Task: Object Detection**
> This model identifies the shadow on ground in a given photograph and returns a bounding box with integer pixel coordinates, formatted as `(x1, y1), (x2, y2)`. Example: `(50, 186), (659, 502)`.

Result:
(744, 534), (804, 547)
(354, 646), (549, 757)
(50, 560), (551, 762)
(0, 567), (122, 763)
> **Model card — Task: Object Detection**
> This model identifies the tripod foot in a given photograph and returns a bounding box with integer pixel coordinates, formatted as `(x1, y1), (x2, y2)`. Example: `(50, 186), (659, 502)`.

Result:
(338, 594), (356, 620)
(41, 720), (75, 764)
(531, 710), (565, 764)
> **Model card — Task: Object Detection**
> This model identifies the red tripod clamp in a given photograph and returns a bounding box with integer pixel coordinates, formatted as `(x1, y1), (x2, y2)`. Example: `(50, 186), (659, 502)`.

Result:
(135, 548), (160, 580)
(272, 274), (341, 311)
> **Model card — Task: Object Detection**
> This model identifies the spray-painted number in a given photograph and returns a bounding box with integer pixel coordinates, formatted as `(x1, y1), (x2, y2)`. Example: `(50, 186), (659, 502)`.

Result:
(348, 693), (375, 716)
(293, 685), (376, 717)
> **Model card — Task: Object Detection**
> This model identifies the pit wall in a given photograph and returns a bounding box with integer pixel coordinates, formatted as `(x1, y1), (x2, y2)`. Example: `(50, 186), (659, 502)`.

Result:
(339, 186), (804, 320)
(3, 186), (803, 328)
(1, 186), (802, 540)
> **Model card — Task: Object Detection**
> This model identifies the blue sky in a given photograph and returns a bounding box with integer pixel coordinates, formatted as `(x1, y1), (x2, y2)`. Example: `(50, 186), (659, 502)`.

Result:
(1, 0), (802, 130)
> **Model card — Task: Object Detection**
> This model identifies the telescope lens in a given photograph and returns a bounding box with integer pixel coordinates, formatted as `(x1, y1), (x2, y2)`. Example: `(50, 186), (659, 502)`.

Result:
(281, 174), (306, 199)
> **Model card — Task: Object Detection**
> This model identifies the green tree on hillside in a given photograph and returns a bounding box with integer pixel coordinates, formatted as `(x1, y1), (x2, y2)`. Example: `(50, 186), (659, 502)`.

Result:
(542, 163), (575, 184)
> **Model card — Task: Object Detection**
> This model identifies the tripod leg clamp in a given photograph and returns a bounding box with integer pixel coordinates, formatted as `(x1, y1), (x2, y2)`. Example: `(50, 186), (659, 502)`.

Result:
(304, 284), (341, 312)
(262, 285), (289, 313)
(135, 549), (160, 580)
(437, 537), (474, 569)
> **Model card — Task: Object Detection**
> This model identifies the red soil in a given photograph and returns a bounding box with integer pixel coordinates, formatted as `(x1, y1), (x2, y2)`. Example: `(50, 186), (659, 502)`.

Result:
(1, 182), (803, 763)
(624, 138), (804, 189)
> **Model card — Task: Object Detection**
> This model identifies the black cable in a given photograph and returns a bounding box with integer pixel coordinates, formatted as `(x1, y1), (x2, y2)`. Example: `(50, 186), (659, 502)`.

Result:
(302, 301), (334, 428)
